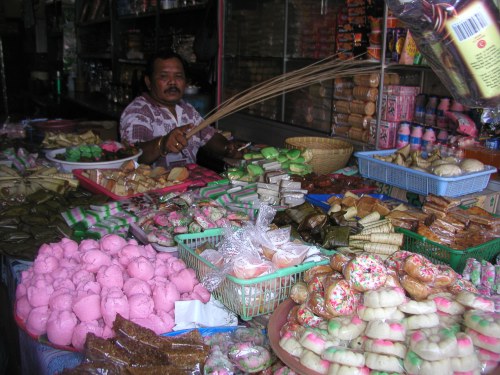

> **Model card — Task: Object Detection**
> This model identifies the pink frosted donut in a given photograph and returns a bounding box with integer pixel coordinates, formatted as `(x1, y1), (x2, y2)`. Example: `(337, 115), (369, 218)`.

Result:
(465, 328), (500, 354)
(299, 350), (330, 375)
(409, 329), (458, 361)
(364, 338), (407, 359)
(364, 287), (406, 308)
(73, 293), (102, 322)
(463, 310), (500, 338)
(71, 320), (103, 350)
(327, 315), (366, 341)
(448, 278), (478, 295)
(430, 295), (465, 315)
(365, 352), (404, 373)
(324, 279), (357, 316)
(127, 256), (154, 281)
(344, 254), (387, 292)
(26, 305), (50, 336)
(296, 304), (324, 328)
(33, 255), (60, 274)
(434, 265), (456, 287)
(384, 250), (414, 273)
(100, 234), (127, 255)
(365, 320), (406, 342)
(456, 291), (495, 312)
(46, 310), (78, 346)
(322, 347), (365, 367)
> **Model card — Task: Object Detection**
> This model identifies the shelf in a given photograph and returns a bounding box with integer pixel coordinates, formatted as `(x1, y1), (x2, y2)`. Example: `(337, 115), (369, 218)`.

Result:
(78, 53), (112, 60)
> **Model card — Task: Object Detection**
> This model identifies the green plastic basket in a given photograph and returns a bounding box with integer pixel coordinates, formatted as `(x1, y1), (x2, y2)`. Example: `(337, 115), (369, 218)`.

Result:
(396, 227), (500, 273)
(175, 228), (329, 321)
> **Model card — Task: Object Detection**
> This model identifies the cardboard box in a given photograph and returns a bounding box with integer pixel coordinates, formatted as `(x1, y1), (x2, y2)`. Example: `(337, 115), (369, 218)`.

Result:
(381, 85), (420, 122)
(369, 119), (398, 149)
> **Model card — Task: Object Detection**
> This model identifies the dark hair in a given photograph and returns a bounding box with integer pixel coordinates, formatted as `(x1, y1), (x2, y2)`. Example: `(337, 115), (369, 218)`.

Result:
(145, 50), (189, 78)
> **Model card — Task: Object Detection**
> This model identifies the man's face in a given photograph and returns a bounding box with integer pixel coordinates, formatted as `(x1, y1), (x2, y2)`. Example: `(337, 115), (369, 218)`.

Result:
(147, 57), (186, 107)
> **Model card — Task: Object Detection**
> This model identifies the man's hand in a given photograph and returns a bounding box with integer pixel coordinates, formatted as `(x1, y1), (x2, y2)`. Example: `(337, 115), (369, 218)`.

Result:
(165, 124), (193, 153)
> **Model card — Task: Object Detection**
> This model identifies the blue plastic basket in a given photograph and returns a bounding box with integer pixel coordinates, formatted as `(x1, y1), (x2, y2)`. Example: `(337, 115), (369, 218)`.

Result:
(355, 149), (496, 197)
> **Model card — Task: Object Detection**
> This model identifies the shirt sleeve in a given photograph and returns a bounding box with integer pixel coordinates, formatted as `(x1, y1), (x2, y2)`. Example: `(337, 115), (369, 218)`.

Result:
(119, 97), (155, 143)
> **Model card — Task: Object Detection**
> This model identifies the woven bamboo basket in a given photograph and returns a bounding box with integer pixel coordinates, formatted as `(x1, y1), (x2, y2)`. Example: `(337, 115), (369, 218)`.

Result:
(284, 136), (353, 175)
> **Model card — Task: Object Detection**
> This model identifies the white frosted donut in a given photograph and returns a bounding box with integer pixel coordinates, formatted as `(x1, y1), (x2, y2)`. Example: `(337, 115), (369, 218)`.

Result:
(349, 335), (367, 350)
(365, 352), (404, 373)
(463, 310), (500, 338)
(300, 349), (331, 374)
(450, 353), (481, 372)
(465, 328), (500, 354)
(430, 295), (465, 315)
(390, 309), (405, 321)
(300, 329), (330, 355)
(328, 363), (370, 375)
(279, 332), (304, 358)
(357, 306), (397, 321)
(363, 287), (406, 308)
(437, 310), (463, 326)
(403, 313), (439, 330)
(403, 351), (451, 375)
(322, 347), (365, 367)
(455, 291), (495, 312)
(455, 332), (475, 357)
(398, 299), (436, 315)
(364, 338), (407, 358)
(344, 254), (387, 292)
(327, 316), (367, 341)
(368, 372), (401, 375)
(409, 330), (458, 361)
(365, 320), (406, 342)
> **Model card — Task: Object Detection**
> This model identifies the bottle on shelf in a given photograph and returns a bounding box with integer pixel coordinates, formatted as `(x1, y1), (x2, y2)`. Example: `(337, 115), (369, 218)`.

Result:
(424, 95), (438, 127)
(414, 94), (427, 124)
(422, 127), (436, 151)
(396, 121), (411, 148)
(436, 97), (450, 129)
(437, 129), (449, 145)
(410, 124), (423, 151)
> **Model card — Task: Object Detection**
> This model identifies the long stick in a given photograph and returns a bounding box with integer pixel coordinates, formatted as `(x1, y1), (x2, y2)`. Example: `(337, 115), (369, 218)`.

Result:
(186, 56), (380, 138)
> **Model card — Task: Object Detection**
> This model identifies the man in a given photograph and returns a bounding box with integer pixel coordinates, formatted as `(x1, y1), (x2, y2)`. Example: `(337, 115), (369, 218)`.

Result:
(120, 51), (240, 167)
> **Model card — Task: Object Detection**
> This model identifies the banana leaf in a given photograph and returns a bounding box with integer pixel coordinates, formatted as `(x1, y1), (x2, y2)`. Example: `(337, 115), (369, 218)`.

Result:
(321, 225), (350, 249)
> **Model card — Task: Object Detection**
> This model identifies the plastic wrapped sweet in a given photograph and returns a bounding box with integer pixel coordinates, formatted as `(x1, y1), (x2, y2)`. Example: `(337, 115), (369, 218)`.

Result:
(386, 0), (500, 108)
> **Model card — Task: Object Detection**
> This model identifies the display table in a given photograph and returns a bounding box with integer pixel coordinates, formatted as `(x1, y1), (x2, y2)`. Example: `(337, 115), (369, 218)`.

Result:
(1, 255), (83, 375)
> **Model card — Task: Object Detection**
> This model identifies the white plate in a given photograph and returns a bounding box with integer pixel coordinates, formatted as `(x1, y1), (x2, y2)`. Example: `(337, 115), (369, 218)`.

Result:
(45, 147), (142, 172)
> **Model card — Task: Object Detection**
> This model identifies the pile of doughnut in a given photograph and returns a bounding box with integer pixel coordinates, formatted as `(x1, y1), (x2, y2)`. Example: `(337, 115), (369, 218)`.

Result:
(278, 251), (499, 374)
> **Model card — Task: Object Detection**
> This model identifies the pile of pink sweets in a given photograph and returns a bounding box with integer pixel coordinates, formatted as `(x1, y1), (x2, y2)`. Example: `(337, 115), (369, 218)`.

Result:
(15, 234), (210, 350)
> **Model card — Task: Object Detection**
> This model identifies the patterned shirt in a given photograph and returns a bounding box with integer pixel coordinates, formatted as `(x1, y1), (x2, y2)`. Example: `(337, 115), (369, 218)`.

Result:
(120, 94), (216, 165)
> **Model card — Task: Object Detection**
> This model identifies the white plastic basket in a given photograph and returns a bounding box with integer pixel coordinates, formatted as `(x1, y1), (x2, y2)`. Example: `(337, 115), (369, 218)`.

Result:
(355, 149), (497, 197)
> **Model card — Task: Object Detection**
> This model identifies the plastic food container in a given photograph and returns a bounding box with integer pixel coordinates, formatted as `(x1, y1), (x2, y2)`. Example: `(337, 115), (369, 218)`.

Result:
(396, 227), (500, 273)
(175, 229), (329, 321)
(45, 148), (142, 172)
(355, 149), (497, 197)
